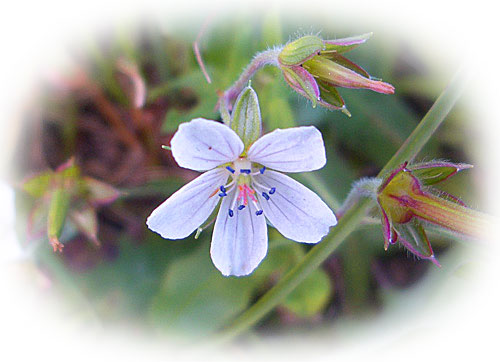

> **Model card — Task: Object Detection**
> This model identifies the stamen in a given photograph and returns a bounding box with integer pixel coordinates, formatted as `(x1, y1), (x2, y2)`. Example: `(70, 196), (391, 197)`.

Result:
(250, 179), (268, 192)
(250, 197), (263, 216)
(238, 205), (246, 210)
(260, 166), (266, 174)
(262, 192), (270, 201)
(220, 185), (226, 192)
(226, 166), (235, 174)
(269, 187), (276, 195)
(218, 192), (227, 197)
(230, 186), (240, 213)
(240, 169), (252, 174)
(228, 209), (234, 217)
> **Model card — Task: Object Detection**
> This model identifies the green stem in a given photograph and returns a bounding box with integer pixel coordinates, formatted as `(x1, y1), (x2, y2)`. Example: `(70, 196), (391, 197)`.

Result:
(215, 68), (466, 342)
(380, 67), (467, 173)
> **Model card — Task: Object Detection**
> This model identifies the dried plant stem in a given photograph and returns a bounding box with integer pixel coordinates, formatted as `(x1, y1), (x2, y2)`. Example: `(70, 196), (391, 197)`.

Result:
(87, 79), (141, 149)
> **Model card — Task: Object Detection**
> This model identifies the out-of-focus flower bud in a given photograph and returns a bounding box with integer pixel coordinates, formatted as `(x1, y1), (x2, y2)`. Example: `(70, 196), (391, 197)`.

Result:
(21, 158), (120, 252)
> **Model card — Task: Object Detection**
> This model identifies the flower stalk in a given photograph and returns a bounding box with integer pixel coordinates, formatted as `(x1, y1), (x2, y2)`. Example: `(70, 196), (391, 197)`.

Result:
(219, 48), (282, 115)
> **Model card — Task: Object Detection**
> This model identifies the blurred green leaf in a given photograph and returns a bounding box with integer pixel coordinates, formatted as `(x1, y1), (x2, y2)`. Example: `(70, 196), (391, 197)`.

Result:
(148, 242), (255, 336)
(22, 171), (53, 198)
(252, 234), (305, 279)
(260, 78), (295, 130)
(283, 269), (332, 318)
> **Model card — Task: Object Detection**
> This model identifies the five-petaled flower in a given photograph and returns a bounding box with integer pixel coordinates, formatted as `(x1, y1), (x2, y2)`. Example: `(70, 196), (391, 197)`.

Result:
(147, 118), (337, 276)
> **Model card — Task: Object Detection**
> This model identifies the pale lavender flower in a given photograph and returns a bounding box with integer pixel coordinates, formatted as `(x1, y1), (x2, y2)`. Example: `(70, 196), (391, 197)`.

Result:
(147, 118), (336, 276)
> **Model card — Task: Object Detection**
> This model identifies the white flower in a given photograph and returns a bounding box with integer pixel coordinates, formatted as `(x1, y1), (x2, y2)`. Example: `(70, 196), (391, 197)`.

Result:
(147, 118), (337, 276)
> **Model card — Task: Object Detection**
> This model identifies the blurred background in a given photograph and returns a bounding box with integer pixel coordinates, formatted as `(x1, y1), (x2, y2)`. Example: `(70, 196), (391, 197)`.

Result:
(2, 6), (487, 348)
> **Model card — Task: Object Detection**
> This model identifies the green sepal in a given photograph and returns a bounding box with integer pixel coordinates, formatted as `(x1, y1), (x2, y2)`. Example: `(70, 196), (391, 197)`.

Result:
(283, 268), (332, 318)
(282, 66), (319, 107)
(396, 219), (439, 266)
(408, 162), (473, 186)
(21, 171), (53, 198)
(279, 35), (325, 66)
(317, 80), (345, 108)
(230, 86), (262, 150)
(47, 186), (70, 242)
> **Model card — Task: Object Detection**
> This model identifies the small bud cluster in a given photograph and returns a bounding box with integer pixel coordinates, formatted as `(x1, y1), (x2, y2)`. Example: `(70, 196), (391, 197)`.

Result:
(21, 158), (120, 252)
(278, 34), (394, 115)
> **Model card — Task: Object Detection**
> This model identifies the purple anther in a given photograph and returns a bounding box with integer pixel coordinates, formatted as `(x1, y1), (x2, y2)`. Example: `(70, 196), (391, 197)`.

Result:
(240, 169), (252, 174)
(228, 209), (234, 217)
(262, 192), (270, 200)
(226, 166), (235, 174)
(269, 187), (276, 195)
(218, 192), (227, 197)
(255, 210), (264, 216)
(259, 166), (266, 174)
(220, 185), (226, 192)
(238, 205), (246, 210)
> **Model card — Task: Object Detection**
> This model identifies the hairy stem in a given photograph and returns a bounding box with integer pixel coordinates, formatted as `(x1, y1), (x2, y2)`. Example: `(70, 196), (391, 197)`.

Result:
(220, 48), (282, 113)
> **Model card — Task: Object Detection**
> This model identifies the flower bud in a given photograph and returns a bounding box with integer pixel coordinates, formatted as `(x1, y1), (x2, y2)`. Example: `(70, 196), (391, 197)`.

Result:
(20, 158), (120, 251)
(278, 35), (325, 66)
(230, 85), (262, 150)
(278, 33), (395, 114)
(375, 161), (496, 264)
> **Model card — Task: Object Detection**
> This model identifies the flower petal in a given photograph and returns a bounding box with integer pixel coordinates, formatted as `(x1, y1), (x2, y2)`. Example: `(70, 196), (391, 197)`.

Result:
(171, 118), (244, 171)
(323, 33), (372, 53)
(211, 189), (268, 276)
(255, 170), (336, 243)
(147, 168), (228, 239)
(247, 126), (326, 172)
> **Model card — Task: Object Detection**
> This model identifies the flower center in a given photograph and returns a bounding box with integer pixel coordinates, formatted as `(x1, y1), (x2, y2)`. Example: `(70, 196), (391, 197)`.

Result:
(217, 158), (276, 217)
